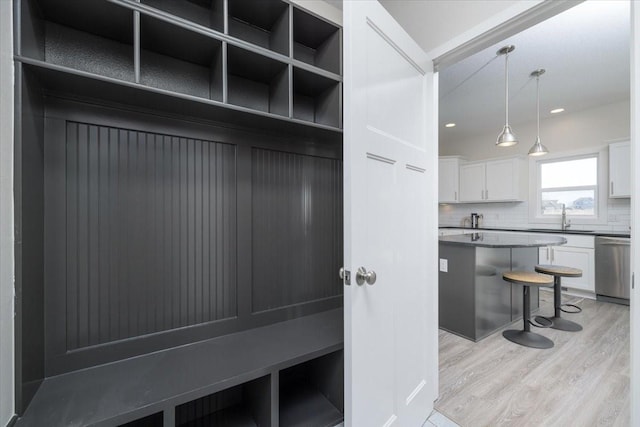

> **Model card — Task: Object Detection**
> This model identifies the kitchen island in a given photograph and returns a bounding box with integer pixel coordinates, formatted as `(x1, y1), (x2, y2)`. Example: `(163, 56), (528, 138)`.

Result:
(439, 232), (567, 341)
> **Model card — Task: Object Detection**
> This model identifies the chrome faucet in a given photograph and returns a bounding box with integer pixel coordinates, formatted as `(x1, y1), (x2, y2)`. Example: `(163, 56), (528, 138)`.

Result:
(561, 204), (571, 231)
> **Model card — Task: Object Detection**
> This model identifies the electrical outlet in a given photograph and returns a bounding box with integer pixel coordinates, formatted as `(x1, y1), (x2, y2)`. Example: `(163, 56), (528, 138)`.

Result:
(439, 258), (448, 273)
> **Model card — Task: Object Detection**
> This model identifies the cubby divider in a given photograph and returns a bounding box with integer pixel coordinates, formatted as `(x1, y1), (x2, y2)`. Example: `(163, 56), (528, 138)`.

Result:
(140, 0), (225, 32)
(292, 7), (341, 75)
(293, 67), (341, 128)
(227, 45), (290, 116)
(140, 15), (224, 100)
(228, 0), (290, 56)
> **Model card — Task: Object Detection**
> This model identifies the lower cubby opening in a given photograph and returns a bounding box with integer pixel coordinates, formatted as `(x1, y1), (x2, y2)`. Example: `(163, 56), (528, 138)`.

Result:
(227, 45), (289, 117)
(292, 67), (341, 128)
(279, 350), (344, 427)
(176, 376), (271, 427)
(118, 412), (163, 427)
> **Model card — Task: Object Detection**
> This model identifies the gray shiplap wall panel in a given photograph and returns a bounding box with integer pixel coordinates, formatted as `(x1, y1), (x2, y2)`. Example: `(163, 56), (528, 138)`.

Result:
(58, 122), (237, 350)
(252, 148), (343, 312)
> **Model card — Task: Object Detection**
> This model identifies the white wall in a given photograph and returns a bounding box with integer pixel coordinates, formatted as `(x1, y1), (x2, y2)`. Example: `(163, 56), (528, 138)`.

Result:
(438, 100), (632, 232)
(0, 0), (14, 424)
(440, 99), (631, 160)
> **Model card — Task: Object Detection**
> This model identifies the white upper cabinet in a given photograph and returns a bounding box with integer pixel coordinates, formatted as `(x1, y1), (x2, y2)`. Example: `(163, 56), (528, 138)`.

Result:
(439, 157), (462, 203)
(459, 157), (524, 202)
(459, 162), (485, 202)
(609, 141), (630, 198)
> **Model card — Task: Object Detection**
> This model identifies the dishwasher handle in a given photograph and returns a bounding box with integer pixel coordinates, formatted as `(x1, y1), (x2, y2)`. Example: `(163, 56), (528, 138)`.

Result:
(596, 236), (630, 246)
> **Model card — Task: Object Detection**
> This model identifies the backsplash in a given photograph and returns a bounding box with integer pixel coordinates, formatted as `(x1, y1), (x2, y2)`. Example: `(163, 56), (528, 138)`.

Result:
(439, 198), (631, 233)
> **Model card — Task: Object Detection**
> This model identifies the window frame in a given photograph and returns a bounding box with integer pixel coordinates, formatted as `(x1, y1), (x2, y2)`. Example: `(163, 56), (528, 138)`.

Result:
(528, 147), (608, 226)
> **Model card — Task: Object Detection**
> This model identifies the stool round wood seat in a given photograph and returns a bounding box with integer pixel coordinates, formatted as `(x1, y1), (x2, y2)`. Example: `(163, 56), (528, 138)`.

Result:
(534, 264), (583, 332)
(502, 271), (554, 349)
(534, 264), (582, 277)
(503, 271), (554, 286)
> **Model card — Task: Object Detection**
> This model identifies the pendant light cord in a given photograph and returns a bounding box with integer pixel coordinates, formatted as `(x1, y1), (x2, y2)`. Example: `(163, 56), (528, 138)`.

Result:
(505, 51), (509, 126)
(536, 74), (540, 137)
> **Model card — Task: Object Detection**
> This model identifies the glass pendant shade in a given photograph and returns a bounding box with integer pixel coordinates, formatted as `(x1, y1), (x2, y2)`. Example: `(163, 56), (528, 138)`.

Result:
(496, 45), (518, 147)
(528, 69), (549, 156)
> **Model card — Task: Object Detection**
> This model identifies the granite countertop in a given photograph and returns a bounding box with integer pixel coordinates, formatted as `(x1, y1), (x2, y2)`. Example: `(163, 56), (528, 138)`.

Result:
(439, 232), (567, 248)
(439, 226), (630, 238)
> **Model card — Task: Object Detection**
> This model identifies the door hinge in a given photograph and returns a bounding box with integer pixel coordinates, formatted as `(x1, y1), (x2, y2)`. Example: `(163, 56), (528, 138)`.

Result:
(633, 273), (635, 290)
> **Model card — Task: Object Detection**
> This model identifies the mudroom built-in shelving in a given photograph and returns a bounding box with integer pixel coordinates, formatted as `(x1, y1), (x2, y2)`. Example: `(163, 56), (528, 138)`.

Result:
(13, 0), (344, 425)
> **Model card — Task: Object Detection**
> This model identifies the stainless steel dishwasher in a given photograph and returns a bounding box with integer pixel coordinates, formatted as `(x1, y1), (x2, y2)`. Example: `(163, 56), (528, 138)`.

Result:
(595, 236), (630, 305)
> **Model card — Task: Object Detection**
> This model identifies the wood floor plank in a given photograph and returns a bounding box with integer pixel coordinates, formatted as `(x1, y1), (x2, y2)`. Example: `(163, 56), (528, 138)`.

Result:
(435, 293), (630, 427)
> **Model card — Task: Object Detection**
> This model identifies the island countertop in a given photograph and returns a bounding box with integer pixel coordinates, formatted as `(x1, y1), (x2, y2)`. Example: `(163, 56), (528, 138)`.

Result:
(439, 232), (567, 248)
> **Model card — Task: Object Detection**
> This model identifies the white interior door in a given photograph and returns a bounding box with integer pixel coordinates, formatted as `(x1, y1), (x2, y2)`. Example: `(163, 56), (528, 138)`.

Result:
(344, 1), (438, 426)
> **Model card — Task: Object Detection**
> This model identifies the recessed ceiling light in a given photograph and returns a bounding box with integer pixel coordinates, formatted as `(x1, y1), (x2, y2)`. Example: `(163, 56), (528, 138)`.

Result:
(550, 108), (565, 114)
(445, 123), (456, 128)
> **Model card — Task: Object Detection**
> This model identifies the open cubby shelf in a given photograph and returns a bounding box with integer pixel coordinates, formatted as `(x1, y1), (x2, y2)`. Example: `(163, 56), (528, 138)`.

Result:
(140, 14), (224, 100)
(19, 0), (342, 130)
(228, 0), (290, 56)
(140, 0), (225, 32)
(293, 7), (341, 75)
(176, 376), (270, 427)
(293, 67), (341, 128)
(280, 350), (344, 427)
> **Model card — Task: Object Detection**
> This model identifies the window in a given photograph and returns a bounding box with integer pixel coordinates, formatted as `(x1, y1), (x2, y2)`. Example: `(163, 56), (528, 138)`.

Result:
(529, 148), (608, 225)
(539, 156), (598, 217)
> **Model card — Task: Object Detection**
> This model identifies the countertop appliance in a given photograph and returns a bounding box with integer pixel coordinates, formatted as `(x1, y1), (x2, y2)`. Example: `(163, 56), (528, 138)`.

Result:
(595, 236), (630, 305)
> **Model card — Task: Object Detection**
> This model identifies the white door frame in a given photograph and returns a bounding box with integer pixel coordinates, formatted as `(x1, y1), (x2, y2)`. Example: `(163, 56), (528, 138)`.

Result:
(629, 2), (639, 425)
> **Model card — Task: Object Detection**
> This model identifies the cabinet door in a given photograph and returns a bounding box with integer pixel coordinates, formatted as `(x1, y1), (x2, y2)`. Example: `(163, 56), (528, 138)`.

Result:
(439, 158), (459, 203)
(551, 246), (595, 292)
(609, 141), (630, 198)
(538, 246), (551, 264)
(485, 158), (518, 201)
(459, 163), (485, 202)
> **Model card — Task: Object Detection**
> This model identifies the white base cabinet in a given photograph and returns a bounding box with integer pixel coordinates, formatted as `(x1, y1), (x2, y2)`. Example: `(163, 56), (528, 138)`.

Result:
(538, 234), (595, 295)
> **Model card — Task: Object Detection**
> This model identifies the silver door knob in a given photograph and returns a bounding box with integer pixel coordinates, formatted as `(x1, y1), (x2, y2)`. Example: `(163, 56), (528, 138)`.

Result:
(339, 267), (345, 280)
(356, 267), (377, 285)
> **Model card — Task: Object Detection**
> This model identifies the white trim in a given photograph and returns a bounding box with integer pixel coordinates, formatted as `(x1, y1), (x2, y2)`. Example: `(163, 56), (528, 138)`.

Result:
(630, 2), (639, 426)
(0, 0), (14, 423)
(428, 0), (545, 60)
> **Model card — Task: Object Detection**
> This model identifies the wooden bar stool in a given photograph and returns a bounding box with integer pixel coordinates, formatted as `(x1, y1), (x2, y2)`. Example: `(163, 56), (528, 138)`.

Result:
(502, 271), (555, 349)
(534, 264), (583, 332)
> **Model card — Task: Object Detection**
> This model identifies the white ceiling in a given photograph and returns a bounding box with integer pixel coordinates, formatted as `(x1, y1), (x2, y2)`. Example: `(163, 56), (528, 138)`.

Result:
(330, 1), (630, 146)
(435, 1), (630, 145)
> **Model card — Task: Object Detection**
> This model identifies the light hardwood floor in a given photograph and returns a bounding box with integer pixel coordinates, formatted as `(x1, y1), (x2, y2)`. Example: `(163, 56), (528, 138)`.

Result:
(435, 291), (630, 427)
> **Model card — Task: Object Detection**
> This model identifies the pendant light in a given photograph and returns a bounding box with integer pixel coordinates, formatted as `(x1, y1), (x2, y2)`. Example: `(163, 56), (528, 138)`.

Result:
(496, 45), (518, 147)
(528, 69), (549, 156)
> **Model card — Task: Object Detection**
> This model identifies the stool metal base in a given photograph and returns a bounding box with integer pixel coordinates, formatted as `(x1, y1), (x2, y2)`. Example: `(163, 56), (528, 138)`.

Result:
(503, 329), (554, 349)
(536, 315), (582, 332)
